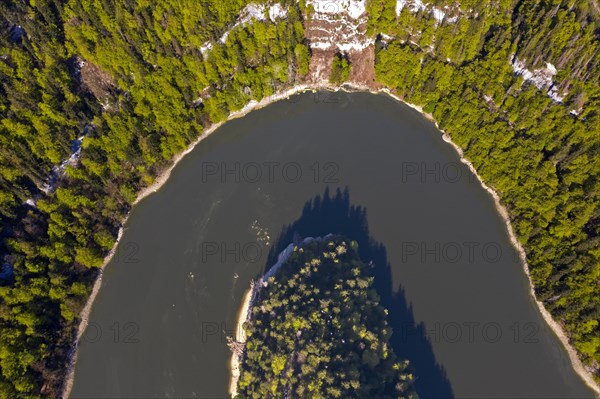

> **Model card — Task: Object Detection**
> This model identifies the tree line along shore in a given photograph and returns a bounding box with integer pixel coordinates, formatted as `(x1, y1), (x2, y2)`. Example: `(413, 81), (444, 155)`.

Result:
(0, 0), (599, 397)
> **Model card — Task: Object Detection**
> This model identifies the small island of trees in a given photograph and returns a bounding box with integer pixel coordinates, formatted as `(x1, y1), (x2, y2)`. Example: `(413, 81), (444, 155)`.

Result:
(234, 236), (418, 399)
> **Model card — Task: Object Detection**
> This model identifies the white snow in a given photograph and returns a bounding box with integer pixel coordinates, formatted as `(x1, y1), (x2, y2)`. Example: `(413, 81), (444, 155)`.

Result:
(411, 0), (426, 12)
(268, 3), (287, 21)
(512, 57), (565, 103)
(432, 8), (445, 22)
(396, 0), (459, 24)
(310, 41), (333, 50)
(201, 3), (288, 53)
(512, 57), (556, 89)
(41, 133), (88, 194)
(379, 33), (395, 47)
(219, 31), (230, 44)
(241, 3), (266, 23)
(311, 38), (374, 52)
(548, 87), (564, 103)
(396, 0), (426, 15)
(347, 0), (367, 19)
(396, 0), (406, 15)
(200, 42), (213, 56)
(236, 3), (288, 25)
(338, 38), (375, 52)
(308, 0), (366, 19)
(306, 0), (371, 52)
(546, 62), (557, 75)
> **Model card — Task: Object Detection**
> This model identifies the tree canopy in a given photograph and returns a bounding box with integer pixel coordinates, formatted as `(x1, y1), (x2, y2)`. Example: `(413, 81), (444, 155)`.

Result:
(236, 236), (417, 399)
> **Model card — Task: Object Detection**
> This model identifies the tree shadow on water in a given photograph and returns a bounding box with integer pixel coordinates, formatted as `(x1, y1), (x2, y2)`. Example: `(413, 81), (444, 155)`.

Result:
(265, 187), (454, 399)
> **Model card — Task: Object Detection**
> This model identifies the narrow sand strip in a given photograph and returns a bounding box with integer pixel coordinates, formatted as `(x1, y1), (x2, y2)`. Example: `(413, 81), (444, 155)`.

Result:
(229, 236), (329, 397)
(229, 286), (253, 398)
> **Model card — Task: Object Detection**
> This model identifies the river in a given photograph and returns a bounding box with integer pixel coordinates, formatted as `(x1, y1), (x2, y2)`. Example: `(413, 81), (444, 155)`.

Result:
(69, 91), (595, 398)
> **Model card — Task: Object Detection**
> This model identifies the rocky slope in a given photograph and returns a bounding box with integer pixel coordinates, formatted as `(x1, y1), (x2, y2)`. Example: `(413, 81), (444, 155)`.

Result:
(304, 0), (376, 87)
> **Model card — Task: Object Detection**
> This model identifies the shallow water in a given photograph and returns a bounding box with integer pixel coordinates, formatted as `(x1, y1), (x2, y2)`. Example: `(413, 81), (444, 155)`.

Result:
(70, 92), (594, 399)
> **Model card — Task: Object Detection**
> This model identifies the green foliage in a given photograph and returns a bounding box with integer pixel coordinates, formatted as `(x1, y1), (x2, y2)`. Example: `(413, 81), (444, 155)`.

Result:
(0, 0), (598, 395)
(370, 0), (600, 382)
(294, 44), (310, 77)
(0, 0), (306, 396)
(329, 53), (350, 85)
(236, 237), (418, 398)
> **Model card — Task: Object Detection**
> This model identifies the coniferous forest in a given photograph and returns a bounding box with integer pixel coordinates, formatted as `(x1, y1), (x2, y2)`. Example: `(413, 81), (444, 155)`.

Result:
(236, 237), (417, 398)
(0, 0), (598, 397)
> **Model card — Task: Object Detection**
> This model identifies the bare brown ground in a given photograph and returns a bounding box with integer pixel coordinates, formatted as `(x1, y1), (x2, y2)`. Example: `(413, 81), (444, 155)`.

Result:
(80, 61), (116, 101)
(303, 4), (377, 89)
(348, 45), (379, 89)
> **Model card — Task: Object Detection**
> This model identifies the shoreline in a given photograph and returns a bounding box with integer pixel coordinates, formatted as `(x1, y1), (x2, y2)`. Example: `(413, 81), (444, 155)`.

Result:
(61, 82), (599, 399)
(60, 84), (310, 399)
(376, 87), (600, 396)
(59, 220), (126, 399)
(228, 285), (253, 398)
(228, 236), (329, 397)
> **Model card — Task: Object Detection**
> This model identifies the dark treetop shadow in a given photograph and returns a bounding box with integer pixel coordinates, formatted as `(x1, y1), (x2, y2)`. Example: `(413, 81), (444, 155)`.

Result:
(265, 187), (454, 399)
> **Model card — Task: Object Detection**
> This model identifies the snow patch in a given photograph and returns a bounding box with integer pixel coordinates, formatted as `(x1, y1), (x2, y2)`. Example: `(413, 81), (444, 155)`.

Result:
(233, 2), (288, 26)
(512, 58), (555, 89)
(311, 39), (374, 52)
(432, 8), (446, 22)
(512, 57), (565, 103)
(269, 3), (287, 21)
(306, 0), (371, 52)
(220, 31), (230, 44)
(201, 3), (288, 53)
(240, 3), (266, 23)
(41, 130), (90, 194)
(396, 0), (460, 24)
(548, 87), (564, 103)
(338, 38), (375, 52)
(200, 42), (213, 56)
(396, 0), (406, 15)
(309, 0), (367, 19)
(397, 0), (426, 13)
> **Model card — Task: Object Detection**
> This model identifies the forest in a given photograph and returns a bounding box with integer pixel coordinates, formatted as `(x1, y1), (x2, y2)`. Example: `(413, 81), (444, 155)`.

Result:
(368, 0), (600, 383)
(0, 0), (598, 397)
(0, 0), (307, 397)
(235, 236), (417, 398)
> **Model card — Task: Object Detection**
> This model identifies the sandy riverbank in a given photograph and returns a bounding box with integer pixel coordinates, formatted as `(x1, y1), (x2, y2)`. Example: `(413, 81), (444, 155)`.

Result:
(228, 285), (253, 398)
(228, 236), (328, 397)
(61, 83), (599, 398)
